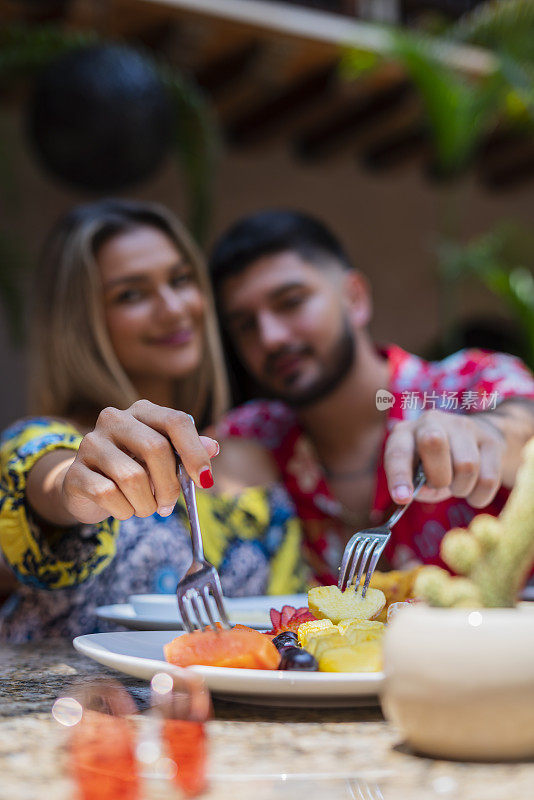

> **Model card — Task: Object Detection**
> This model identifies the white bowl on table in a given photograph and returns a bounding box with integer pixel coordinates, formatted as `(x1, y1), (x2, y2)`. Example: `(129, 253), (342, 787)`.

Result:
(128, 593), (308, 629)
(381, 603), (534, 761)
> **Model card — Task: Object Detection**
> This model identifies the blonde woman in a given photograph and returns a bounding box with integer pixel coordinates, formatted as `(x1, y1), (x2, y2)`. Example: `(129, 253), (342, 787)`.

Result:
(0, 199), (305, 642)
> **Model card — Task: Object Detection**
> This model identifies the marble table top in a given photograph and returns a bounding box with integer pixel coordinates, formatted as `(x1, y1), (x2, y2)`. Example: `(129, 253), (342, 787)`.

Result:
(1, 639), (532, 800)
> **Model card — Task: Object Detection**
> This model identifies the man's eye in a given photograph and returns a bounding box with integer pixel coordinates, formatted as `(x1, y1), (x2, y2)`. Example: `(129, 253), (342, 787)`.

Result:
(280, 293), (304, 310)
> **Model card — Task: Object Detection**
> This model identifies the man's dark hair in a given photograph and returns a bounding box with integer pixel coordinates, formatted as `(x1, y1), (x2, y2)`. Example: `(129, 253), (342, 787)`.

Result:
(209, 209), (353, 292)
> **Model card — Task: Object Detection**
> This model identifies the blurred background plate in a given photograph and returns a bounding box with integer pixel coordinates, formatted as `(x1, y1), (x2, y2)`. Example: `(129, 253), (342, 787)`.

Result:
(97, 594), (308, 631)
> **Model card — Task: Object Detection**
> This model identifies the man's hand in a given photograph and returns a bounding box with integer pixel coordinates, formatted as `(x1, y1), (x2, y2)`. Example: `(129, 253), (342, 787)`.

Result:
(384, 408), (506, 508)
(60, 401), (219, 524)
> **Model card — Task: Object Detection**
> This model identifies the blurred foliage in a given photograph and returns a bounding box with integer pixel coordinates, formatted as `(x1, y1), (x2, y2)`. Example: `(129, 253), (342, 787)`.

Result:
(454, 0), (534, 63)
(341, 1), (534, 179)
(453, 0), (534, 123)
(339, 47), (380, 80)
(342, 0), (534, 359)
(390, 31), (504, 176)
(0, 23), (218, 343)
(437, 224), (534, 368)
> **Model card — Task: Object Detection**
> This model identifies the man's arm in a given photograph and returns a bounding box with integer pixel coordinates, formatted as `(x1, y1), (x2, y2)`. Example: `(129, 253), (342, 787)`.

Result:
(384, 398), (534, 509)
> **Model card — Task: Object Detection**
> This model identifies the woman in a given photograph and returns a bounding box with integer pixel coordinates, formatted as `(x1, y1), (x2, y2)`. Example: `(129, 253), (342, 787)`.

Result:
(0, 199), (305, 642)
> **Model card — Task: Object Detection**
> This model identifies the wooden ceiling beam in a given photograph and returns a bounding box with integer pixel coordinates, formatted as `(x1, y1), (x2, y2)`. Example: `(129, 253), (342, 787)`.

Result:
(361, 124), (427, 170)
(225, 61), (338, 147)
(476, 127), (534, 169)
(479, 137), (534, 190)
(195, 41), (261, 96)
(140, 0), (496, 77)
(294, 75), (413, 160)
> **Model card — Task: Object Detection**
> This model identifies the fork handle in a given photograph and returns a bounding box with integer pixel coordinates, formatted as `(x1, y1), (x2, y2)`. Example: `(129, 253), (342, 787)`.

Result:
(177, 461), (205, 562)
(385, 462), (426, 529)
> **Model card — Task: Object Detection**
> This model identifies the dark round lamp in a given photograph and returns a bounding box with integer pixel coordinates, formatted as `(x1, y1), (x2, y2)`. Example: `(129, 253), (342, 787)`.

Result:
(28, 44), (173, 192)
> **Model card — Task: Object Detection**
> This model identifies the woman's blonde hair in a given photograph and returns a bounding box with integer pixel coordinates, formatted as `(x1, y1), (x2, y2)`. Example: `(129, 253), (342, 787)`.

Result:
(29, 199), (229, 428)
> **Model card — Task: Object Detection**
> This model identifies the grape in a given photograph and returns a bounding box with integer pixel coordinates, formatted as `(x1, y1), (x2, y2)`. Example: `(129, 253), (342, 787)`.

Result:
(278, 646), (319, 672)
(272, 631), (298, 650)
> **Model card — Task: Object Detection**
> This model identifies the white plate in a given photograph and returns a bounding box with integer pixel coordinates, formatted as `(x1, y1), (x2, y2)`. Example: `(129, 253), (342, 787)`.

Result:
(73, 630), (383, 707)
(117, 593), (309, 631)
(96, 604), (179, 631)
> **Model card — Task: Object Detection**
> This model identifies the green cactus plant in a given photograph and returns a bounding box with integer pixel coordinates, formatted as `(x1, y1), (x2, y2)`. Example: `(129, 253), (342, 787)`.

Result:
(415, 436), (534, 608)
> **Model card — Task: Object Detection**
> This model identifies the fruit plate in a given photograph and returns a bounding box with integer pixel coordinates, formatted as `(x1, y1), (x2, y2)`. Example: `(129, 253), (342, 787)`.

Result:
(97, 593), (308, 631)
(73, 630), (383, 708)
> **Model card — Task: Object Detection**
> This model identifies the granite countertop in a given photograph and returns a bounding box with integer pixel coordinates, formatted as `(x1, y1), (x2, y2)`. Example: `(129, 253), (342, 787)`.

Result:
(1, 640), (533, 800)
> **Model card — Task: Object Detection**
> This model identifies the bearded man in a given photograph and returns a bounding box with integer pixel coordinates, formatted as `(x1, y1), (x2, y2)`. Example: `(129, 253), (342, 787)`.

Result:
(209, 210), (534, 584)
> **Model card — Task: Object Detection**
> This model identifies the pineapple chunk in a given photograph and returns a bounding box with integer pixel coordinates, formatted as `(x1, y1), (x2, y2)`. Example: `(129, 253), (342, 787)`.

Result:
(306, 630), (347, 660)
(297, 618), (334, 647)
(307, 623), (384, 660)
(318, 640), (383, 673)
(308, 585), (386, 625)
(337, 619), (385, 641)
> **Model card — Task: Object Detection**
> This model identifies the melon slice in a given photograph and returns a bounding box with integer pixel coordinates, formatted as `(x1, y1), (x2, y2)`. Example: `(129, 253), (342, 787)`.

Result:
(164, 626), (280, 670)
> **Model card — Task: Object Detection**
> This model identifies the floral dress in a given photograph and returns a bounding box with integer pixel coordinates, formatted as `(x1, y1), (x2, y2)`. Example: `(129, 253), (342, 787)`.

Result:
(218, 346), (534, 584)
(0, 418), (307, 642)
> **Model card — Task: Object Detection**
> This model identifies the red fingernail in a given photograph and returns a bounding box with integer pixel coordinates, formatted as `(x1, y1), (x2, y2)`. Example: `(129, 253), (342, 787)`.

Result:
(199, 468), (214, 489)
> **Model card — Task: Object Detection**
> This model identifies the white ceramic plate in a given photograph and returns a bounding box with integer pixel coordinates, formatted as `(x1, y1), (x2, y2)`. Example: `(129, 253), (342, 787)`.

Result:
(98, 593), (309, 631)
(73, 630), (383, 707)
(96, 604), (178, 631)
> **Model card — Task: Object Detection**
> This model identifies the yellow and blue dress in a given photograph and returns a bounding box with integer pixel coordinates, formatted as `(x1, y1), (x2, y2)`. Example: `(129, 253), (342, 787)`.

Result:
(0, 417), (307, 642)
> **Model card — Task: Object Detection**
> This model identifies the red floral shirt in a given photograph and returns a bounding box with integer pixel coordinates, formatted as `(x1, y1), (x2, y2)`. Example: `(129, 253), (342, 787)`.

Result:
(219, 346), (534, 584)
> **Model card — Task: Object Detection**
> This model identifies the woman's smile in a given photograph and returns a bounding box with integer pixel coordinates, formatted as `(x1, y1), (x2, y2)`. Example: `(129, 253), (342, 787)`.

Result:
(149, 328), (195, 346)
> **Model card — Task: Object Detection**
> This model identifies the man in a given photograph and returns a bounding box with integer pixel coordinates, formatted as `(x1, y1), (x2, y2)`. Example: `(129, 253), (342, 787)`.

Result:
(209, 210), (534, 584)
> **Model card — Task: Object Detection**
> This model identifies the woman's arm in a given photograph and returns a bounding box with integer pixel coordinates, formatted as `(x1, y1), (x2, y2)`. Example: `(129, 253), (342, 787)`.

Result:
(24, 401), (219, 527)
(0, 405), (217, 590)
(26, 450), (77, 525)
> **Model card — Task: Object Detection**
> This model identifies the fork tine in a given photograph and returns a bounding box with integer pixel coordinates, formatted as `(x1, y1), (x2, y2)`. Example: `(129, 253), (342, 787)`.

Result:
(361, 540), (388, 598)
(177, 594), (195, 633)
(338, 532), (363, 590)
(201, 586), (219, 632)
(345, 537), (370, 590)
(190, 592), (207, 631)
(354, 539), (379, 591)
(210, 578), (231, 629)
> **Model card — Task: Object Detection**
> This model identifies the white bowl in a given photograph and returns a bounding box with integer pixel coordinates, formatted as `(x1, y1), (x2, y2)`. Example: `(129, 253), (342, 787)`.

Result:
(381, 604), (534, 760)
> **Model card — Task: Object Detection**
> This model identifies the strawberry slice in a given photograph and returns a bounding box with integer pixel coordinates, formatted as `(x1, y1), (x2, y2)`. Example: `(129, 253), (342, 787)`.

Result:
(280, 605), (295, 626)
(266, 605), (317, 636)
(269, 608), (282, 629)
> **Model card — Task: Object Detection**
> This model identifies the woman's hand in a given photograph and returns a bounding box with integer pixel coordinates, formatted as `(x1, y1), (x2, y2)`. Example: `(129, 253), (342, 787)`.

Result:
(61, 401), (219, 524)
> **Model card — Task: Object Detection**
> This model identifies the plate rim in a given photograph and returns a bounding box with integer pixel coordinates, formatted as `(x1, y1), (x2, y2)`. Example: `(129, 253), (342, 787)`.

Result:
(96, 603), (274, 631)
(73, 629), (384, 699)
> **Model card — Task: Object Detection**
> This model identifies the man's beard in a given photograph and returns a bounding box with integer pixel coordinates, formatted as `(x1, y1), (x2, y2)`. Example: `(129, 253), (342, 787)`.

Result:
(257, 319), (356, 408)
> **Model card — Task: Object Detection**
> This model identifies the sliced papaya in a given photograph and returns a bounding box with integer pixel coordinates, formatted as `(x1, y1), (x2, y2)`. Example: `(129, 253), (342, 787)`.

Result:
(164, 626), (280, 670)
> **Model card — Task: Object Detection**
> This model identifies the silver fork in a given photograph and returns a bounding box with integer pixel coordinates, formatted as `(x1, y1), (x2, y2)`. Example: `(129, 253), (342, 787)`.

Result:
(338, 463), (426, 597)
(175, 462), (231, 632)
